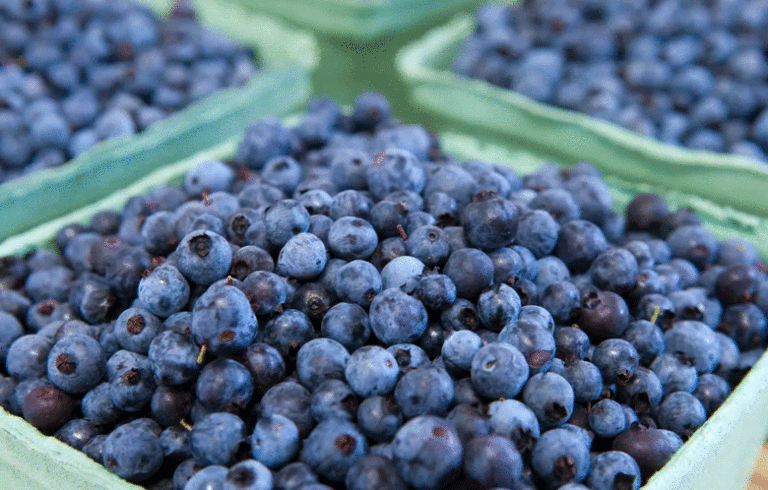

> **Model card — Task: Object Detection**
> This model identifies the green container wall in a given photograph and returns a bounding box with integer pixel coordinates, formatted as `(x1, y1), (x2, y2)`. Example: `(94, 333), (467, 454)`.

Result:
(2, 119), (768, 490)
(224, 0), (483, 40)
(396, 15), (768, 225)
(0, 0), (318, 242)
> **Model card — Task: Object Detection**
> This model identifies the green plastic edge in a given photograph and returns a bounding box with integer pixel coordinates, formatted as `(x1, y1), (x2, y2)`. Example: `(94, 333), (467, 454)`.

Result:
(0, 0), (318, 242)
(226, 0), (484, 40)
(2, 126), (768, 490)
(395, 14), (768, 220)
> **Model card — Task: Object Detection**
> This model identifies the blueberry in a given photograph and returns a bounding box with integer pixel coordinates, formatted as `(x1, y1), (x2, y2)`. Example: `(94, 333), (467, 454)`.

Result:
(518, 304), (556, 333)
(5, 334), (52, 381)
(535, 256), (572, 292)
(716, 264), (762, 307)
(471, 342), (529, 400)
(238, 183), (284, 209)
(251, 413), (300, 469)
(387, 343), (431, 376)
(563, 360), (603, 404)
(191, 283), (257, 356)
(317, 303), (370, 353)
(555, 326), (590, 363)
(334, 260), (382, 308)
(82, 434), (107, 463)
(715, 332), (741, 381)
(372, 124), (432, 162)
(259, 309), (315, 361)
(346, 454), (406, 490)
(288, 281), (334, 323)
(300, 418), (368, 482)
(461, 192), (520, 249)
(366, 148), (425, 200)
(138, 264), (191, 318)
(21, 383), (75, 435)
(380, 256), (425, 291)
(587, 450), (642, 490)
(176, 230), (232, 286)
(720, 303), (767, 350)
(276, 232), (327, 281)
(369, 288), (428, 345)
(330, 189), (374, 221)
(424, 164), (479, 209)
(370, 200), (409, 239)
(693, 373), (731, 416)
(328, 149), (370, 191)
(350, 92), (391, 131)
(414, 273), (457, 311)
(391, 416), (463, 490)
(196, 358), (253, 414)
(147, 330), (200, 386)
(530, 426), (591, 488)
(612, 423), (675, 481)
(151, 385), (192, 428)
(592, 338), (639, 385)
(650, 353), (699, 396)
(327, 217), (378, 261)
(47, 333), (105, 394)
(589, 247), (639, 294)
(556, 219), (609, 274)
(406, 225), (450, 268)
(191, 412), (246, 466)
(25, 265), (74, 303)
(345, 345), (399, 398)
(296, 338), (350, 389)
(357, 395), (403, 443)
(464, 434), (523, 487)
(588, 398), (627, 438)
(665, 320), (720, 373)
(476, 283), (522, 332)
(259, 380), (314, 438)
(223, 460), (273, 490)
(540, 281), (580, 324)
(264, 199), (311, 250)
(102, 422), (163, 482)
(666, 225), (719, 270)
(81, 382), (122, 426)
(114, 307), (162, 355)
(443, 248), (494, 301)
(523, 372), (575, 429)
(242, 271), (293, 317)
(394, 366), (454, 418)
(183, 465), (228, 490)
(107, 350), (155, 412)
(516, 209), (560, 258)
(310, 379), (358, 423)
(576, 291), (630, 342)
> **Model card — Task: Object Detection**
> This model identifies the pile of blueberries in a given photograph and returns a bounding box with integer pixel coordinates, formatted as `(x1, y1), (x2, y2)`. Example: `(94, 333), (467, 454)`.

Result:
(1, 92), (767, 490)
(0, 0), (258, 183)
(454, 0), (768, 161)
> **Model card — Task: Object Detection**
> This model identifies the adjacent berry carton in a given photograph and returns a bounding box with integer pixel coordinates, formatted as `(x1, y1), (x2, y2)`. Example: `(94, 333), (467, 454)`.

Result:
(395, 14), (768, 222)
(0, 0), (317, 243)
(222, 0), (484, 40)
(2, 114), (768, 490)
